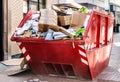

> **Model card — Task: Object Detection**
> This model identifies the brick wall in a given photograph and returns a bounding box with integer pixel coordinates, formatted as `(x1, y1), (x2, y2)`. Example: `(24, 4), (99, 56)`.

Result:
(8, 0), (23, 56)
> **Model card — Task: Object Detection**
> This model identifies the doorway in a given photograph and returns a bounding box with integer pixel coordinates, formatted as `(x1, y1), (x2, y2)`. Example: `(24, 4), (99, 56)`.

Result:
(0, 0), (4, 61)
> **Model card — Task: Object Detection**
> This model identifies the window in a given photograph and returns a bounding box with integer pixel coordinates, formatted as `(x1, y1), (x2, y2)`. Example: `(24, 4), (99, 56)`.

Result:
(23, 0), (46, 14)
(29, 0), (38, 10)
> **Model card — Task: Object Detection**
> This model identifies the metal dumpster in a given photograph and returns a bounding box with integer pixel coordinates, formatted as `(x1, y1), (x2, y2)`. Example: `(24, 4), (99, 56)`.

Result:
(11, 10), (114, 79)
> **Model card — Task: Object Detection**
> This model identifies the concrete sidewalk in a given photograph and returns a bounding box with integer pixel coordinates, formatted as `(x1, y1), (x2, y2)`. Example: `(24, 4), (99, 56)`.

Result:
(0, 33), (120, 82)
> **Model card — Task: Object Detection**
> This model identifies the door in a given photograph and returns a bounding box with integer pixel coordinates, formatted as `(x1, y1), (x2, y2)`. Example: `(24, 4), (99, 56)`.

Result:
(0, 0), (4, 61)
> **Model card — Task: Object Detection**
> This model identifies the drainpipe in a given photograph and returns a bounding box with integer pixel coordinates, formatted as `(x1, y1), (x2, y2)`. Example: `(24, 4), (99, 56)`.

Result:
(38, 0), (40, 10)
(27, 0), (29, 11)
(108, 0), (110, 12)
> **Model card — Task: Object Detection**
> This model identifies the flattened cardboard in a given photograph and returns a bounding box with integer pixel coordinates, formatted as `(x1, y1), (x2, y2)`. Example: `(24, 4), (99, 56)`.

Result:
(1, 58), (26, 69)
(6, 64), (29, 76)
(39, 9), (57, 32)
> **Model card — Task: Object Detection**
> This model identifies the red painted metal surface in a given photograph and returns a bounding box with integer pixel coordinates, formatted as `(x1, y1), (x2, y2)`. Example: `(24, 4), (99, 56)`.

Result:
(11, 10), (114, 80)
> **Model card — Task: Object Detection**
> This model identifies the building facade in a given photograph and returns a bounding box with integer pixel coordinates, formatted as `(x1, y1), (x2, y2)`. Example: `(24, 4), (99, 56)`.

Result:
(110, 0), (120, 24)
(2, 0), (47, 60)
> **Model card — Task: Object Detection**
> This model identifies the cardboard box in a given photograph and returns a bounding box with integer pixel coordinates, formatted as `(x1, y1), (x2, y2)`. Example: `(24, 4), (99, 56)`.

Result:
(39, 9), (57, 32)
(70, 11), (89, 31)
(58, 15), (71, 26)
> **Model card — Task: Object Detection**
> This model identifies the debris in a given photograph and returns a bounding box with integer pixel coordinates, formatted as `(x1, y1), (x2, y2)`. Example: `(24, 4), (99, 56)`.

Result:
(23, 79), (48, 82)
(23, 81), (27, 82)
(45, 29), (54, 40)
(70, 11), (89, 28)
(6, 64), (29, 76)
(23, 30), (32, 37)
(1, 58), (26, 69)
(33, 78), (40, 82)
(14, 1), (112, 40)
(76, 26), (85, 36)
(38, 9), (57, 32)
(11, 53), (23, 58)
(78, 6), (88, 13)
(1, 57), (29, 75)
(15, 13), (40, 37)
(58, 15), (71, 26)
(55, 26), (76, 39)
(65, 0), (82, 9)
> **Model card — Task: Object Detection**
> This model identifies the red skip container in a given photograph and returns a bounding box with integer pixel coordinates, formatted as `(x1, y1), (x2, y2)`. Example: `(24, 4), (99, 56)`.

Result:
(11, 10), (114, 80)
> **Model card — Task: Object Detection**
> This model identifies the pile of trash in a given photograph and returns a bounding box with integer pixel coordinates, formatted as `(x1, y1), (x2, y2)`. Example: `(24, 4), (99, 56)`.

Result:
(14, 2), (113, 40)
(15, 12), (40, 38)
